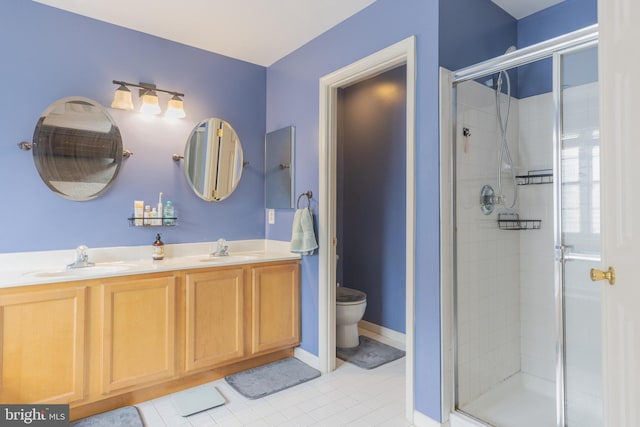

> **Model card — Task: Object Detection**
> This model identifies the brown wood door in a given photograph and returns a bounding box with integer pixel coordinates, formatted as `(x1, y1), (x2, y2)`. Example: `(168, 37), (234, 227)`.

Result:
(251, 262), (300, 354)
(184, 268), (245, 372)
(100, 275), (177, 394)
(0, 286), (87, 403)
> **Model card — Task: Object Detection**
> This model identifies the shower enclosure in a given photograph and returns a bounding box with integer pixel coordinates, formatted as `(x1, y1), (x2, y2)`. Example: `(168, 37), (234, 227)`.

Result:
(446, 26), (601, 427)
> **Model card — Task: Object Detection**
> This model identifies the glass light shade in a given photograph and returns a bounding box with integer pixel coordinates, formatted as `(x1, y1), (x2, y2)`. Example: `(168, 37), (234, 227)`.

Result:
(165, 95), (186, 119)
(111, 85), (134, 110)
(140, 90), (161, 115)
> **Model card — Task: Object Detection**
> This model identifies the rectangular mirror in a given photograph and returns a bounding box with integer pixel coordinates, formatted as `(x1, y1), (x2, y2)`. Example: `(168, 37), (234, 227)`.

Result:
(265, 126), (295, 208)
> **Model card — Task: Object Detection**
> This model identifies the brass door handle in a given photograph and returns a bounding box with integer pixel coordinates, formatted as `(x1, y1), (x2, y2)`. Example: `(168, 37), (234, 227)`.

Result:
(590, 266), (615, 285)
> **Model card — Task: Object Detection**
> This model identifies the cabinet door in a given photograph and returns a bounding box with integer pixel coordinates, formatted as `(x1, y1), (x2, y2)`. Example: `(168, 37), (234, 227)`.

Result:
(251, 262), (300, 354)
(185, 268), (244, 373)
(101, 275), (176, 394)
(0, 286), (86, 404)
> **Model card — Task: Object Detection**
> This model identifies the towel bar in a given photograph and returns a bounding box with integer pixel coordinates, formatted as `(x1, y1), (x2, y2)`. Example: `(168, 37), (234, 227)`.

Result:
(296, 191), (312, 209)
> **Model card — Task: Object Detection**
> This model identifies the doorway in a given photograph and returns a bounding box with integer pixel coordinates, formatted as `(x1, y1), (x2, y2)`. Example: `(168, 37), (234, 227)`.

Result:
(336, 64), (407, 335)
(318, 36), (416, 420)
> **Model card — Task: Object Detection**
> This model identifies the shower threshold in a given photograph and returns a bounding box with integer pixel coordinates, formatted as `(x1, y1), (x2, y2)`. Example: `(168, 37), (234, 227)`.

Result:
(456, 373), (555, 427)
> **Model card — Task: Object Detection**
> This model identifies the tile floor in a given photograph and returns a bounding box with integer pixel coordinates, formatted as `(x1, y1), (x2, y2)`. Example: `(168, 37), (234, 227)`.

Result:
(136, 330), (411, 427)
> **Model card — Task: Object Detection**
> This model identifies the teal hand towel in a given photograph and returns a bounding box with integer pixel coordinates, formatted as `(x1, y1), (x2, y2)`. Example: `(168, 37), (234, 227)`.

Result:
(290, 208), (318, 255)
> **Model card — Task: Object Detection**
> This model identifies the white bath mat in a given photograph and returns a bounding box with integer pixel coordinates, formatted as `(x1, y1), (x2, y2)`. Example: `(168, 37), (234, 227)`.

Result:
(172, 383), (226, 416)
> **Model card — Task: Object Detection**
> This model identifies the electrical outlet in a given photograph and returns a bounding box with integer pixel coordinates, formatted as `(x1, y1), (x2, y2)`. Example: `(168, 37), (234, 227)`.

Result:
(267, 209), (275, 224)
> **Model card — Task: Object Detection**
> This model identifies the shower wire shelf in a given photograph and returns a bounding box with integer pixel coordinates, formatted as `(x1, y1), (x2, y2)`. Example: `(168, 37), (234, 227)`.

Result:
(497, 213), (541, 230)
(516, 169), (553, 185)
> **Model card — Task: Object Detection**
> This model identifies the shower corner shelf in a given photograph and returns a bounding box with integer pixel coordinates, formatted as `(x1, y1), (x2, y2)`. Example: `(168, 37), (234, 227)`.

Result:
(516, 169), (553, 185)
(497, 213), (541, 231)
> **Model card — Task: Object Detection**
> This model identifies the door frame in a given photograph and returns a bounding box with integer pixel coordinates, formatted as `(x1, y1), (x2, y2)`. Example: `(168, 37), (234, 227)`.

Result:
(318, 35), (416, 420)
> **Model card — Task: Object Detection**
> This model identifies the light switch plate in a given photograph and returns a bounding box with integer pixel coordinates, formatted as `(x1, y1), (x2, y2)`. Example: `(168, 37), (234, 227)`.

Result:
(268, 209), (275, 224)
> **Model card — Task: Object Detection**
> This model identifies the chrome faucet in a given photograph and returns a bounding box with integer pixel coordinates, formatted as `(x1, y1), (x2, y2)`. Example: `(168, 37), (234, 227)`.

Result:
(67, 245), (95, 269)
(210, 238), (229, 257)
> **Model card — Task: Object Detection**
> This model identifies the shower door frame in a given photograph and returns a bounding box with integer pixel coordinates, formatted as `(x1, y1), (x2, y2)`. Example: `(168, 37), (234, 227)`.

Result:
(443, 24), (599, 426)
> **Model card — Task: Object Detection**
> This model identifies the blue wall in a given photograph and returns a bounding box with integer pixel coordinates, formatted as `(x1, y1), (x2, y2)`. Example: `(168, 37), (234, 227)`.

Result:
(517, 0), (598, 97)
(439, 0), (517, 72)
(439, 0), (597, 100)
(0, 0), (266, 253)
(338, 66), (406, 333)
(266, 0), (442, 420)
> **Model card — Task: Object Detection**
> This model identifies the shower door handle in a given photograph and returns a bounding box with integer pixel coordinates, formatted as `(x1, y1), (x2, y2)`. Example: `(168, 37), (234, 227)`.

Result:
(590, 266), (616, 285)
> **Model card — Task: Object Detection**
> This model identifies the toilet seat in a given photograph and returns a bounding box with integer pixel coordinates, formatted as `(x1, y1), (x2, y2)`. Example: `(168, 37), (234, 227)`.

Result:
(336, 287), (366, 305)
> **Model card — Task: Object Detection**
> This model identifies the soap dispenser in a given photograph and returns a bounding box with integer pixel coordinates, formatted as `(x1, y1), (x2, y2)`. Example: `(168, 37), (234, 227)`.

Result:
(152, 233), (165, 260)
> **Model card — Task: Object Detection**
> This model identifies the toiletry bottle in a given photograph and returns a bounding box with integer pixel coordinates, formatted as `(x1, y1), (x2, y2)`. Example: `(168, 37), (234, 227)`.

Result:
(163, 201), (175, 225)
(144, 205), (152, 226)
(151, 207), (159, 226)
(152, 233), (165, 260)
(134, 200), (144, 226)
(157, 192), (164, 225)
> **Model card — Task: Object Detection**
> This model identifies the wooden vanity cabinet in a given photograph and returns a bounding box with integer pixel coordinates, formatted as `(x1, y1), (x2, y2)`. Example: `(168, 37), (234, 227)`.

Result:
(0, 259), (299, 419)
(184, 261), (301, 372)
(184, 267), (245, 373)
(0, 285), (87, 404)
(99, 274), (177, 394)
(251, 262), (300, 354)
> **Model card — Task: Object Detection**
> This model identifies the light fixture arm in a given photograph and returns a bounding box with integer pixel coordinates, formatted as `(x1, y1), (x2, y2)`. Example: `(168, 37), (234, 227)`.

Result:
(112, 80), (185, 98)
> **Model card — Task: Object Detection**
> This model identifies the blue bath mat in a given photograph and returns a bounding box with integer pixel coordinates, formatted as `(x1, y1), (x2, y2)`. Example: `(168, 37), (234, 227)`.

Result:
(225, 357), (320, 399)
(71, 406), (142, 427)
(337, 335), (405, 369)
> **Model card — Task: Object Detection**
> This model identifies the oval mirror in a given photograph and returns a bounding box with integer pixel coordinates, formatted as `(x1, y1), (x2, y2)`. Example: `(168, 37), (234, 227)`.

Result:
(32, 97), (123, 201)
(183, 118), (244, 201)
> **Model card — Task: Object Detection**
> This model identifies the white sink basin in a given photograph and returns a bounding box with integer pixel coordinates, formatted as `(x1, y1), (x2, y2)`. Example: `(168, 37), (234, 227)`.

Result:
(24, 263), (136, 278)
(199, 254), (260, 263)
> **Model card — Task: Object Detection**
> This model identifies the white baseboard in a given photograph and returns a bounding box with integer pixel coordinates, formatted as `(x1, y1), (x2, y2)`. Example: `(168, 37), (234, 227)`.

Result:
(359, 320), (406, 346)
(294, 347), (320, 370)
(413, 410), (444, 427)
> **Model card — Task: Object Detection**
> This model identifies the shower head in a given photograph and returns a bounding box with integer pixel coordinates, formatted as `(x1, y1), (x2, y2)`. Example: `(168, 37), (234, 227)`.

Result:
(505, 46), (516, 54)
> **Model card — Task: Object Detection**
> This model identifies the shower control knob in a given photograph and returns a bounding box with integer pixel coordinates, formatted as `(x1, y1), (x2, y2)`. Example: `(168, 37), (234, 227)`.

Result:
(590, 266), (616, 285)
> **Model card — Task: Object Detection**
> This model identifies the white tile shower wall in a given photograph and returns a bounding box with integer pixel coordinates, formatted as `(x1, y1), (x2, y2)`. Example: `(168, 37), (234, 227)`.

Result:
(517, 92), (556, 384)
(456, 80), (521, 406)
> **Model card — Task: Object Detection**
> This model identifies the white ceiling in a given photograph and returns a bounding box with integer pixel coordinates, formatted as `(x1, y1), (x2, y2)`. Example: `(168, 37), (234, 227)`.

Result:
(491, 0), (565, 19)
(34, 0), (565, 66)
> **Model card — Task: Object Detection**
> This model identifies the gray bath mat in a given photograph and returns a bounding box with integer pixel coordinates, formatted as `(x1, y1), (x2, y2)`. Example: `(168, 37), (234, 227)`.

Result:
(337, 335), (405, 369)
(71, 406), (142, 427)
(172, 383), (226, 416)
(225, 357), (320, 399)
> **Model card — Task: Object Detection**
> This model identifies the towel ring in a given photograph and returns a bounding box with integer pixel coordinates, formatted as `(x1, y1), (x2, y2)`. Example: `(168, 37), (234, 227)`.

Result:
(296, 191), (312, 209)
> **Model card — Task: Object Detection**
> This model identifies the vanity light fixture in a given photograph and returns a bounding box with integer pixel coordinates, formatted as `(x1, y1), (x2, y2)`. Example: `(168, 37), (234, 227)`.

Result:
(111, 84), (134, 110)
(140, 90), (161, 115)
(111, 80), (186, 118)
(165, 94), (186, 119)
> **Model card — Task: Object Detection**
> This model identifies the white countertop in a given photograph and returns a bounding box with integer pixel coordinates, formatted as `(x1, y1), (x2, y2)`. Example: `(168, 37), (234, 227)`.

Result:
(0, 240), (301, 289)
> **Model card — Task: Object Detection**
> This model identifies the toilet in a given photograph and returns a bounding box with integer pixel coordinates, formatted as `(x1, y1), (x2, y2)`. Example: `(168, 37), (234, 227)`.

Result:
(336, 286), (367, 348)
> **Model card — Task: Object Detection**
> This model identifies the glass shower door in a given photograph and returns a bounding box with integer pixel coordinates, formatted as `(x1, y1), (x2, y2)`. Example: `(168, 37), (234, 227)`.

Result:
(556, 44), (602, 426)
